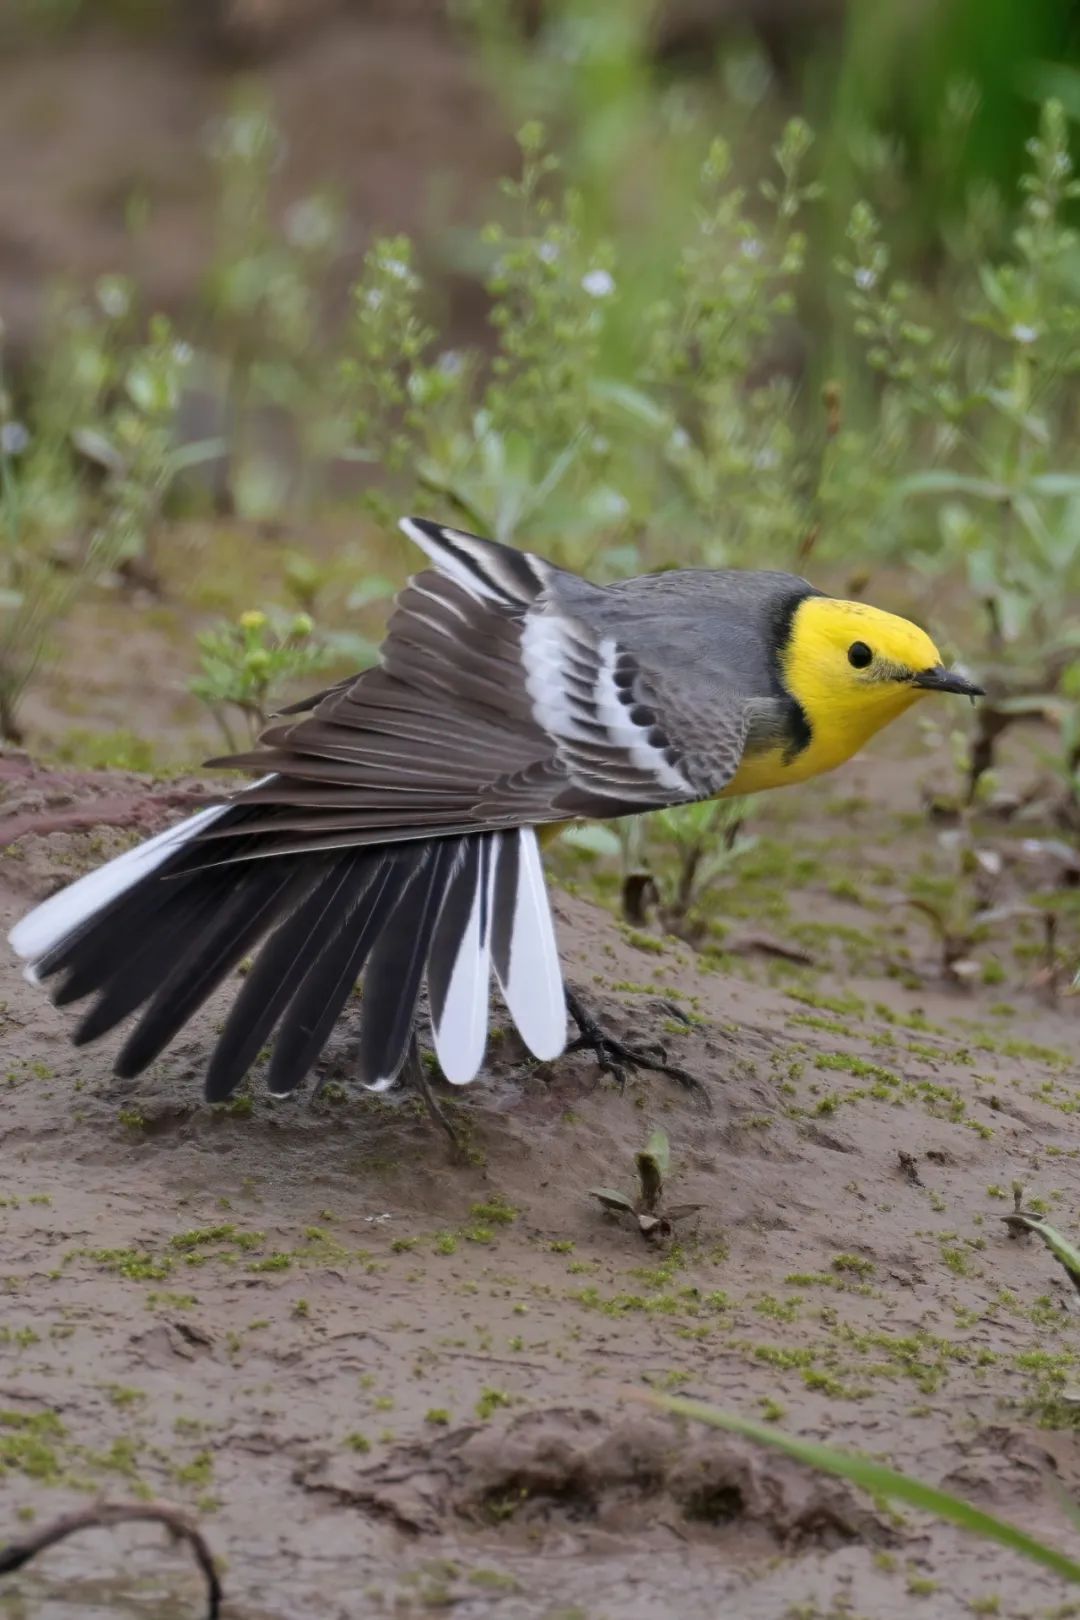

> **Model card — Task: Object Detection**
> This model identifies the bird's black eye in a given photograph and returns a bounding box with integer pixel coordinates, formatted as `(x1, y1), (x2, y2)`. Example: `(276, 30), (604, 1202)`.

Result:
(847, 640), (873, 669)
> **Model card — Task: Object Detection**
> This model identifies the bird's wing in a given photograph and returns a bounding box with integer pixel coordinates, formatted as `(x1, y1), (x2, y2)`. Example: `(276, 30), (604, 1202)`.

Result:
(205, 517), (751, 856)
(8, 518), (751, 1100)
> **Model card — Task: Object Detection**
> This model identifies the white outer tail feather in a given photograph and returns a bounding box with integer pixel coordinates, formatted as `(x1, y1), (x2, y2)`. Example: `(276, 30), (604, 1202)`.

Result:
(430, 852), (493, 1085)
(493, 828), (566, 1062)
(8, 804), (228, 964)
(427, 828), (567, 1085)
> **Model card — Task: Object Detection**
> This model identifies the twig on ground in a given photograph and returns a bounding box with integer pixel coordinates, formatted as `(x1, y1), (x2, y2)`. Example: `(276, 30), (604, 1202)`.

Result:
(0, 1499), (222, 1619)
(402, 1035), (463, 1151)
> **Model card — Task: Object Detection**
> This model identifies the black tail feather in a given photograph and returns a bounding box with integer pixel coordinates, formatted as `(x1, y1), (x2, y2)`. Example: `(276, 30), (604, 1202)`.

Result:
(48, 869), (211, 1006)
(265, 853), (413, 1097)
(426, 835), (482, 1030)
(202, 856), (380, 1103)
(67, 882), (228, 1029)
(489, 830), (518, 987)
(358, 841), (458, 1087)
(27, 814), (490, 1099)
(111, 864), (307, 1077)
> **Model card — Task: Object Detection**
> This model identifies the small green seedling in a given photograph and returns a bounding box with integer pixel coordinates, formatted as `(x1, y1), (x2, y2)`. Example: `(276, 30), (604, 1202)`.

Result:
(899, 896), (1048, 989)
(588, 1128), (701, 1242)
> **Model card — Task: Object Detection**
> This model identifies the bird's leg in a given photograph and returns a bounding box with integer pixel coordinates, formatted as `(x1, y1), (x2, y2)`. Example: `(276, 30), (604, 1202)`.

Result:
(564, 987), (702, 1094)
(401, 1034), (462, 1150)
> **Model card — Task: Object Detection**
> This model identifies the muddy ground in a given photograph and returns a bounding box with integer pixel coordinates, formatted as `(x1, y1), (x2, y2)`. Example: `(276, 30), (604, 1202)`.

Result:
(1, 715), (1079, 1620)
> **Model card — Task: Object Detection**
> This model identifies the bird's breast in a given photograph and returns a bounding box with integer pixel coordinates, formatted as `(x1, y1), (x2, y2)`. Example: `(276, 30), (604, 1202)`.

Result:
(722, 740), (821, 796)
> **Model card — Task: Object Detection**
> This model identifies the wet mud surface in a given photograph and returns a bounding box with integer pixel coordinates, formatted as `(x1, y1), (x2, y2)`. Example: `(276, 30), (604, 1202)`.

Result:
(1, 751), (1079, 1619)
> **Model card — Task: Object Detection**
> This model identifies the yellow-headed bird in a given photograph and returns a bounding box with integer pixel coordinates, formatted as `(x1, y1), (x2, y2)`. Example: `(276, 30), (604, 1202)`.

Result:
(9, 517), (981, 1100)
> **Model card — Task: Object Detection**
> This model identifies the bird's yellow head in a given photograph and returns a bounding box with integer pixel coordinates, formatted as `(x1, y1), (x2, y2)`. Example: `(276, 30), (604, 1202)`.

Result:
(775, 595), (982, 784)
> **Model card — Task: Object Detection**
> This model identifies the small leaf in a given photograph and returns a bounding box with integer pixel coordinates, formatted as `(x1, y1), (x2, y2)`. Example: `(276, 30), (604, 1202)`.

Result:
(894, 470), (1008, 502)
(636, 1159), (663, 1212)
(590, 378), (672, 429)
(635, 1128), (670, 1212)
(643, 1128), (671, 1178)
(1027, 473), (1080, 496)
(900, 897), (947, 937)
(588, 1186), (636, 1214)
(168, 436), (228, 473)
(559, 823), (623, 858)
(345, 577), (397, 610)
(71, 426), (125, 473)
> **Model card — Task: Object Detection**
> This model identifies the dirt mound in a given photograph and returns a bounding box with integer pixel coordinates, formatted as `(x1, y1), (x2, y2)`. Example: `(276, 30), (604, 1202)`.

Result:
(300, 1404), (891, 1552)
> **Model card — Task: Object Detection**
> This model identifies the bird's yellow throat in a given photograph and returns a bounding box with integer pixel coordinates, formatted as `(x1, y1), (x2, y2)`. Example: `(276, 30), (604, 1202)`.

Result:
(725, 595), (943, 797)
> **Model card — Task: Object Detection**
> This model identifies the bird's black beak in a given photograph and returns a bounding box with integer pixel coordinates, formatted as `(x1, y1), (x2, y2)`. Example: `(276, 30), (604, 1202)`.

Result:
(912, 664), (984, 698)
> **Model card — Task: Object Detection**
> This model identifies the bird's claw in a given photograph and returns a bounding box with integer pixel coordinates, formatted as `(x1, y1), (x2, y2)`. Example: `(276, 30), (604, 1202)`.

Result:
(564, 989), (703, 1094)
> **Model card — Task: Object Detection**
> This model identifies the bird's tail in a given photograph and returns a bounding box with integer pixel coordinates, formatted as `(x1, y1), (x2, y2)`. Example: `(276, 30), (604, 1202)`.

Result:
(8, 810), (566, 1099)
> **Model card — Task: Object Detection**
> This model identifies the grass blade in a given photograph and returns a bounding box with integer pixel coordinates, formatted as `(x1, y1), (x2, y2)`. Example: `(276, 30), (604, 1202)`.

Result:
(641, 1392), (1080, 1586)
(1001, 1213), (1080, 1293)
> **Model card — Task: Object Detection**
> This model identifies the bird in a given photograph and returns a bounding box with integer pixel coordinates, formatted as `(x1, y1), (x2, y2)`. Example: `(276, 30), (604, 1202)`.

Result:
(8, 516), (982, 1105)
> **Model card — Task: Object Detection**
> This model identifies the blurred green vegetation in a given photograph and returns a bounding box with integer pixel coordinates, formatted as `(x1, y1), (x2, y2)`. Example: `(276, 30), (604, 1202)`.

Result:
(1, 0), (1079, 900)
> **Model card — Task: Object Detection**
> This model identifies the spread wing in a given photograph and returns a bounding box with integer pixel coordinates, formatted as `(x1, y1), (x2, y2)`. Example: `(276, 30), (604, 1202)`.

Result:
(9, 518), (751, 1101)
(207, 517), (751, 854)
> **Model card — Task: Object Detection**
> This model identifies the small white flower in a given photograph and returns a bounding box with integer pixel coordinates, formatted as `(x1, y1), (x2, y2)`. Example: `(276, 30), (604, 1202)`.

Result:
(668, 427), (691, 454)
(0, 421), (29, 455)
(437, 349), (464, 376)
(538, 242), (560, 264)
(365, 289), (384, 312)
(581, 268), (615, 298)
(740, 237), (764, 261)
(96, 277), (131, 319)
(753, 447), (780, 471)
(1011, 322), (1038, 345)
(285, 197), (336, 253)
(383, 257), (410, 281)
(172, 341), (194, 366)
(854, 267), (877, 292)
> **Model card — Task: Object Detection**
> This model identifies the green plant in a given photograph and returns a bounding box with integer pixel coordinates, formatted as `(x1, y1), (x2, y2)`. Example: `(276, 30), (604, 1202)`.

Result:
(189, 608), (339, 752)
(202, 92), (342, 519)
(637, 799), (756, 934)
(0, 295), (205, 739)
(840, 100), (1080, 797)
(589, 1127), (701, 1241)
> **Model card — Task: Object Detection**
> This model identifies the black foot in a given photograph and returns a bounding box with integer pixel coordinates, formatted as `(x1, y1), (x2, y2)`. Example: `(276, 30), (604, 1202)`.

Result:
(564, 988), (703, 1095)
